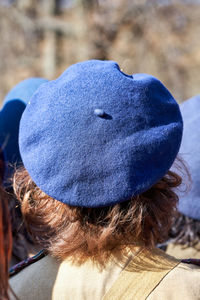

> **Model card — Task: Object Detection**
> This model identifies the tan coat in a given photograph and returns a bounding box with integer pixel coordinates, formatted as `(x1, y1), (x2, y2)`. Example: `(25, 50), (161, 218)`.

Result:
(166, 243), (200, 259)
(10, 248), (200, 300)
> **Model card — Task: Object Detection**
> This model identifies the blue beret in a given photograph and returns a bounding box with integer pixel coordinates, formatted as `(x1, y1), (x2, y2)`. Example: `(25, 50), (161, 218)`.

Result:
(3, 77), (48, 106)
(0, 78), (48, 179)
(178, 95), (200, 220)
(19, 60), (183, 207)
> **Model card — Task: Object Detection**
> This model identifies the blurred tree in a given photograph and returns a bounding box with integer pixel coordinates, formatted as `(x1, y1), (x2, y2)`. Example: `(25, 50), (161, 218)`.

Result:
(40, 0), (57, 78)
(0, 0), (200, 102)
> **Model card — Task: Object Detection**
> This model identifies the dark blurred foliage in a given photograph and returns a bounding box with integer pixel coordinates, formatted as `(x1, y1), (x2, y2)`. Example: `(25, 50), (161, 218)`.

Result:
(0, 0), (200, 102)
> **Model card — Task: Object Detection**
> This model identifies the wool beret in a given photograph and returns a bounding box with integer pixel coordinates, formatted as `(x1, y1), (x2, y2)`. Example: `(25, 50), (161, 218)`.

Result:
(0, 78), (48, 179)
(178, 95), (200, 220)
(19, 60), (183, 207)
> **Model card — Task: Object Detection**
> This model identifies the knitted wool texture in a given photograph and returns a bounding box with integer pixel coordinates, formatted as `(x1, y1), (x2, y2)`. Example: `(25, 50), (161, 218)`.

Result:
(0, 78), (48, 178)
(178, 95), (200, 220)
(19, 60), (183, 207)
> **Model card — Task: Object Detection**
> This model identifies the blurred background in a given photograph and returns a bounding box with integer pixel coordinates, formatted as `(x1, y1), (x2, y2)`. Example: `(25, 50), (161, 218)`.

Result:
(0, 0), (200, 104)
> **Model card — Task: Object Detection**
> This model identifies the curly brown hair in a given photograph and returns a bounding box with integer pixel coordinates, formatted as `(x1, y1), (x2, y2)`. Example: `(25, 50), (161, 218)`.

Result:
(13, 167), (182, 265)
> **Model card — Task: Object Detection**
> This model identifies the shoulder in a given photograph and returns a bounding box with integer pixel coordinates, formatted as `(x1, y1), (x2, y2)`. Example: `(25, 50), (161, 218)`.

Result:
(9, 250), (47, 277)
(9, 253), (60, 300)
(173, 261), (200, 278)
(148, 262), (200, 300)
(166, 243), (200, 259)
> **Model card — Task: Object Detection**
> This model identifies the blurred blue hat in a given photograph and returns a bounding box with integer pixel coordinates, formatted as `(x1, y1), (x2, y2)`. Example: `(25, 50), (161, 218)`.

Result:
(0, 78), (48, 179)
(178, 95), (200, 220)
(19, 60), (183, 207)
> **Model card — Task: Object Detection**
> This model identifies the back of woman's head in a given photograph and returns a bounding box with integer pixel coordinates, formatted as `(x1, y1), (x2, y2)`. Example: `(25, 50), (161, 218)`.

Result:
(15, 60), (184, 266)
(169, 95), (200, 248)
(177, 95), (200, 222)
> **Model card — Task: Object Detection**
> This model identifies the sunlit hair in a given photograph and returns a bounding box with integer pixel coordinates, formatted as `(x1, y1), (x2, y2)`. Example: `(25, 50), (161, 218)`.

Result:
(169, 213), (200, 248)
(13, 166), (182, 266)
(0, 160), (12, 300)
